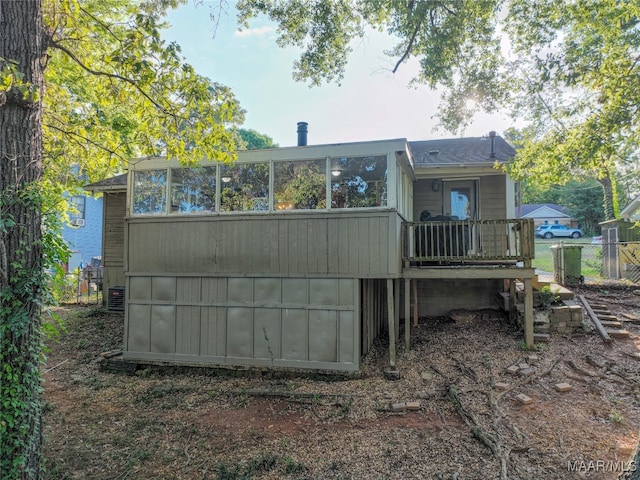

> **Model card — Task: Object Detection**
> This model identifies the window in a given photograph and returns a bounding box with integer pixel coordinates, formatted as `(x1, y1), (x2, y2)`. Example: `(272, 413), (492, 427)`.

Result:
(170, 167), (216, 213)
(274, 159), (326, 210)
(133, 170), (167, 214)
(219, 163), (269, 212)
(330, 155), (387, 209)
(131, 154), (391, 216)
(69, 196), (86, 225)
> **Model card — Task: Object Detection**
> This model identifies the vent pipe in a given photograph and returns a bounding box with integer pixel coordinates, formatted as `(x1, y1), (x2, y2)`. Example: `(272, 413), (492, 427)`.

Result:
(489, 131), (497, 158)
(297, 121), (308, 146)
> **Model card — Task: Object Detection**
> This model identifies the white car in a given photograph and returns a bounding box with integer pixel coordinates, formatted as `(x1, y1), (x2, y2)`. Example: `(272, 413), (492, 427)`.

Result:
(535, 224), (584, 239)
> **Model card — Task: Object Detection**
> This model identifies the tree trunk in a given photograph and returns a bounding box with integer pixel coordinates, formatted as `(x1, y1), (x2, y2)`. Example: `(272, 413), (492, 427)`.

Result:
(0, 0), (45, 478)
(598, 168), (616, 221)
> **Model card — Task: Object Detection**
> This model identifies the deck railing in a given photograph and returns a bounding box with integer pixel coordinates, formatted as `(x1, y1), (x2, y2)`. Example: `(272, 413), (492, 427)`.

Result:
(402, 218), (535, 264)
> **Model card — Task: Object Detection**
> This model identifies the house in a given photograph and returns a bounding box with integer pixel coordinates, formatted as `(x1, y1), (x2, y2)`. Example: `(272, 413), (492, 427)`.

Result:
(61, 193), (103, 271)
(84, 173), (127, 303)
(519, 203), (577, 228)
(620, 194), (640, 222)
(86, 128), (536, 372)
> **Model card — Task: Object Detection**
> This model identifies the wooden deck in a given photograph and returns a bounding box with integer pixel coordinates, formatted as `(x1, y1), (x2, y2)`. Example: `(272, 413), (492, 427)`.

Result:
(387, 219), (536, 369)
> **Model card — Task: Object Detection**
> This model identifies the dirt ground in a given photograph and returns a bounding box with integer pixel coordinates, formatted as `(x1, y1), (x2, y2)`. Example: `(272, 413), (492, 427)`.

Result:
(42, 282), (640, 480)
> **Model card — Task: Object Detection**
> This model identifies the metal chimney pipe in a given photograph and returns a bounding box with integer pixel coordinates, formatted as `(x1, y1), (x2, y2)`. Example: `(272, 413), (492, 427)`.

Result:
(297, 121), (308, 146)
(489, 131), (496, 158)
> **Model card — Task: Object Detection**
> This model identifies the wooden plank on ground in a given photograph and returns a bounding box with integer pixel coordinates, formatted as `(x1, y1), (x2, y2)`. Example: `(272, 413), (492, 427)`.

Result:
(621, 312), (640, 322)
(578, 295), (612, 343)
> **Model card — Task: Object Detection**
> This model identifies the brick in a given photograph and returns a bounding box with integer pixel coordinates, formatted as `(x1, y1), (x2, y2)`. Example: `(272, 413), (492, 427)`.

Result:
(494, 382), (510, 390)
(406, 401), (421, 411)
(555, 383), (572, 392)
(527, 354), (540, 364)
(391, 403), (407, 412)
(516, 393), (533, 405)
(506, 365), (520, 374)
(519, 368), (535, 377)
(421, 372), (434, 381)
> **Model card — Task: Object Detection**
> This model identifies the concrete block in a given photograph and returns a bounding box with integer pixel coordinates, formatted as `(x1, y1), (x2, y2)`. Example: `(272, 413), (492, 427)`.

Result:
(534, 333), (550, 343)
(391, 402), (407, 412)
(516, 393), (533, 405)
(518, 363), (530, 370)
(519, 368), (535, 377)
(498, 292), (510, 311)
(494, 382), (510, 390)
(406, 401), (421, 411)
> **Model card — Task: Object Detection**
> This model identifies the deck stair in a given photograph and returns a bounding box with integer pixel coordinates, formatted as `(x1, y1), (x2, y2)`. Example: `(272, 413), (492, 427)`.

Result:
(532, 273), (575, 300)
(577, 295), (630, 341)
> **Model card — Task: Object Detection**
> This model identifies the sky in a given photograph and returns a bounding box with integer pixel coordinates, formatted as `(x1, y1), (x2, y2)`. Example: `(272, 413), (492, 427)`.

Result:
(163, 2), (515, 147)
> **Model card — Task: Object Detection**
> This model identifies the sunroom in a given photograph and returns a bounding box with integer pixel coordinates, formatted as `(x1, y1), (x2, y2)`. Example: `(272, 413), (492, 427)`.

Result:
(122, 139), (413, 372)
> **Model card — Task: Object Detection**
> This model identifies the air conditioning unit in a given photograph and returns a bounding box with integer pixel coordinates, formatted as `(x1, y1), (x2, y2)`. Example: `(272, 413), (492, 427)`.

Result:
(72, 218), (85, 227)
(108, 287), (125, 311)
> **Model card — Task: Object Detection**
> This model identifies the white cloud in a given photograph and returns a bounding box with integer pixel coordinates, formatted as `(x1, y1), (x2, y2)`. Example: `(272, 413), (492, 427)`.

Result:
(234, 26), (273, 37)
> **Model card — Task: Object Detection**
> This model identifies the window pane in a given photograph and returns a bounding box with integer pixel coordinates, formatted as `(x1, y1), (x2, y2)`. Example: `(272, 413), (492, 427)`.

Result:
(330, 155), (387, 208)
(220, 163), (269, 212)
(450, 188), (471, 220)
(274, 159), (326, 210)
(170, 167), (216, 213)
(69, 196), (86, 220)
(133, 170), (167, 215)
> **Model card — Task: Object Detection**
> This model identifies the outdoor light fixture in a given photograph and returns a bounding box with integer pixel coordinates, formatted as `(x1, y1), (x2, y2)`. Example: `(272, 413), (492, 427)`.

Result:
(331, 169), (341, 177)
(221, 175), (231, 183)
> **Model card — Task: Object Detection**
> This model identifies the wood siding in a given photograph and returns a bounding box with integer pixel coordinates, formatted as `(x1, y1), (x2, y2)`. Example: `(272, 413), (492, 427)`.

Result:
(124, 275), (360, 371)
(413, 175), (507, 221)
(126, 211), (401, 278)
(102, 192), (126, 303)
(104, 192), (125, 266)
(478, 175), (507, 219)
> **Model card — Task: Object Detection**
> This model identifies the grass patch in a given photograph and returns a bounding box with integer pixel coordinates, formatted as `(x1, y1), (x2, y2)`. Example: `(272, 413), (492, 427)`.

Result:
(532, 239), (603, 279)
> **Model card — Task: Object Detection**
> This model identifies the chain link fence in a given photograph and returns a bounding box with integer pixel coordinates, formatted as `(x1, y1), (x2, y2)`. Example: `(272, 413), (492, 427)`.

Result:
(534, 239), (640, 285)
(59, 267), (103, 304)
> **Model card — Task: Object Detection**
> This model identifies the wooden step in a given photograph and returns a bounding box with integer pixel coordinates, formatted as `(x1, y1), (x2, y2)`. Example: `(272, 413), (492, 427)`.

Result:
(605, 329), (631, 339)
(600, 321), (623, 328)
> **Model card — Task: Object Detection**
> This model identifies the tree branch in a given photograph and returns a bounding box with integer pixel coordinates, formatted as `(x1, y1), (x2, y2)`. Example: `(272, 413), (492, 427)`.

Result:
(49, 39), (179, 118)
(393, 21), (422, 74)
(45, 123), (128, 162)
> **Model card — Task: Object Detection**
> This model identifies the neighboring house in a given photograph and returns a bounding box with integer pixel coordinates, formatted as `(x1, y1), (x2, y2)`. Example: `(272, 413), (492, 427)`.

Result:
(61, 193), (103, 271)
(84, 173), (127, 300)
(87, 130), (537, 372)
(620, 194), (640, 222)
(519, 204), (577, 228)
(599, 194), (640, 282)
